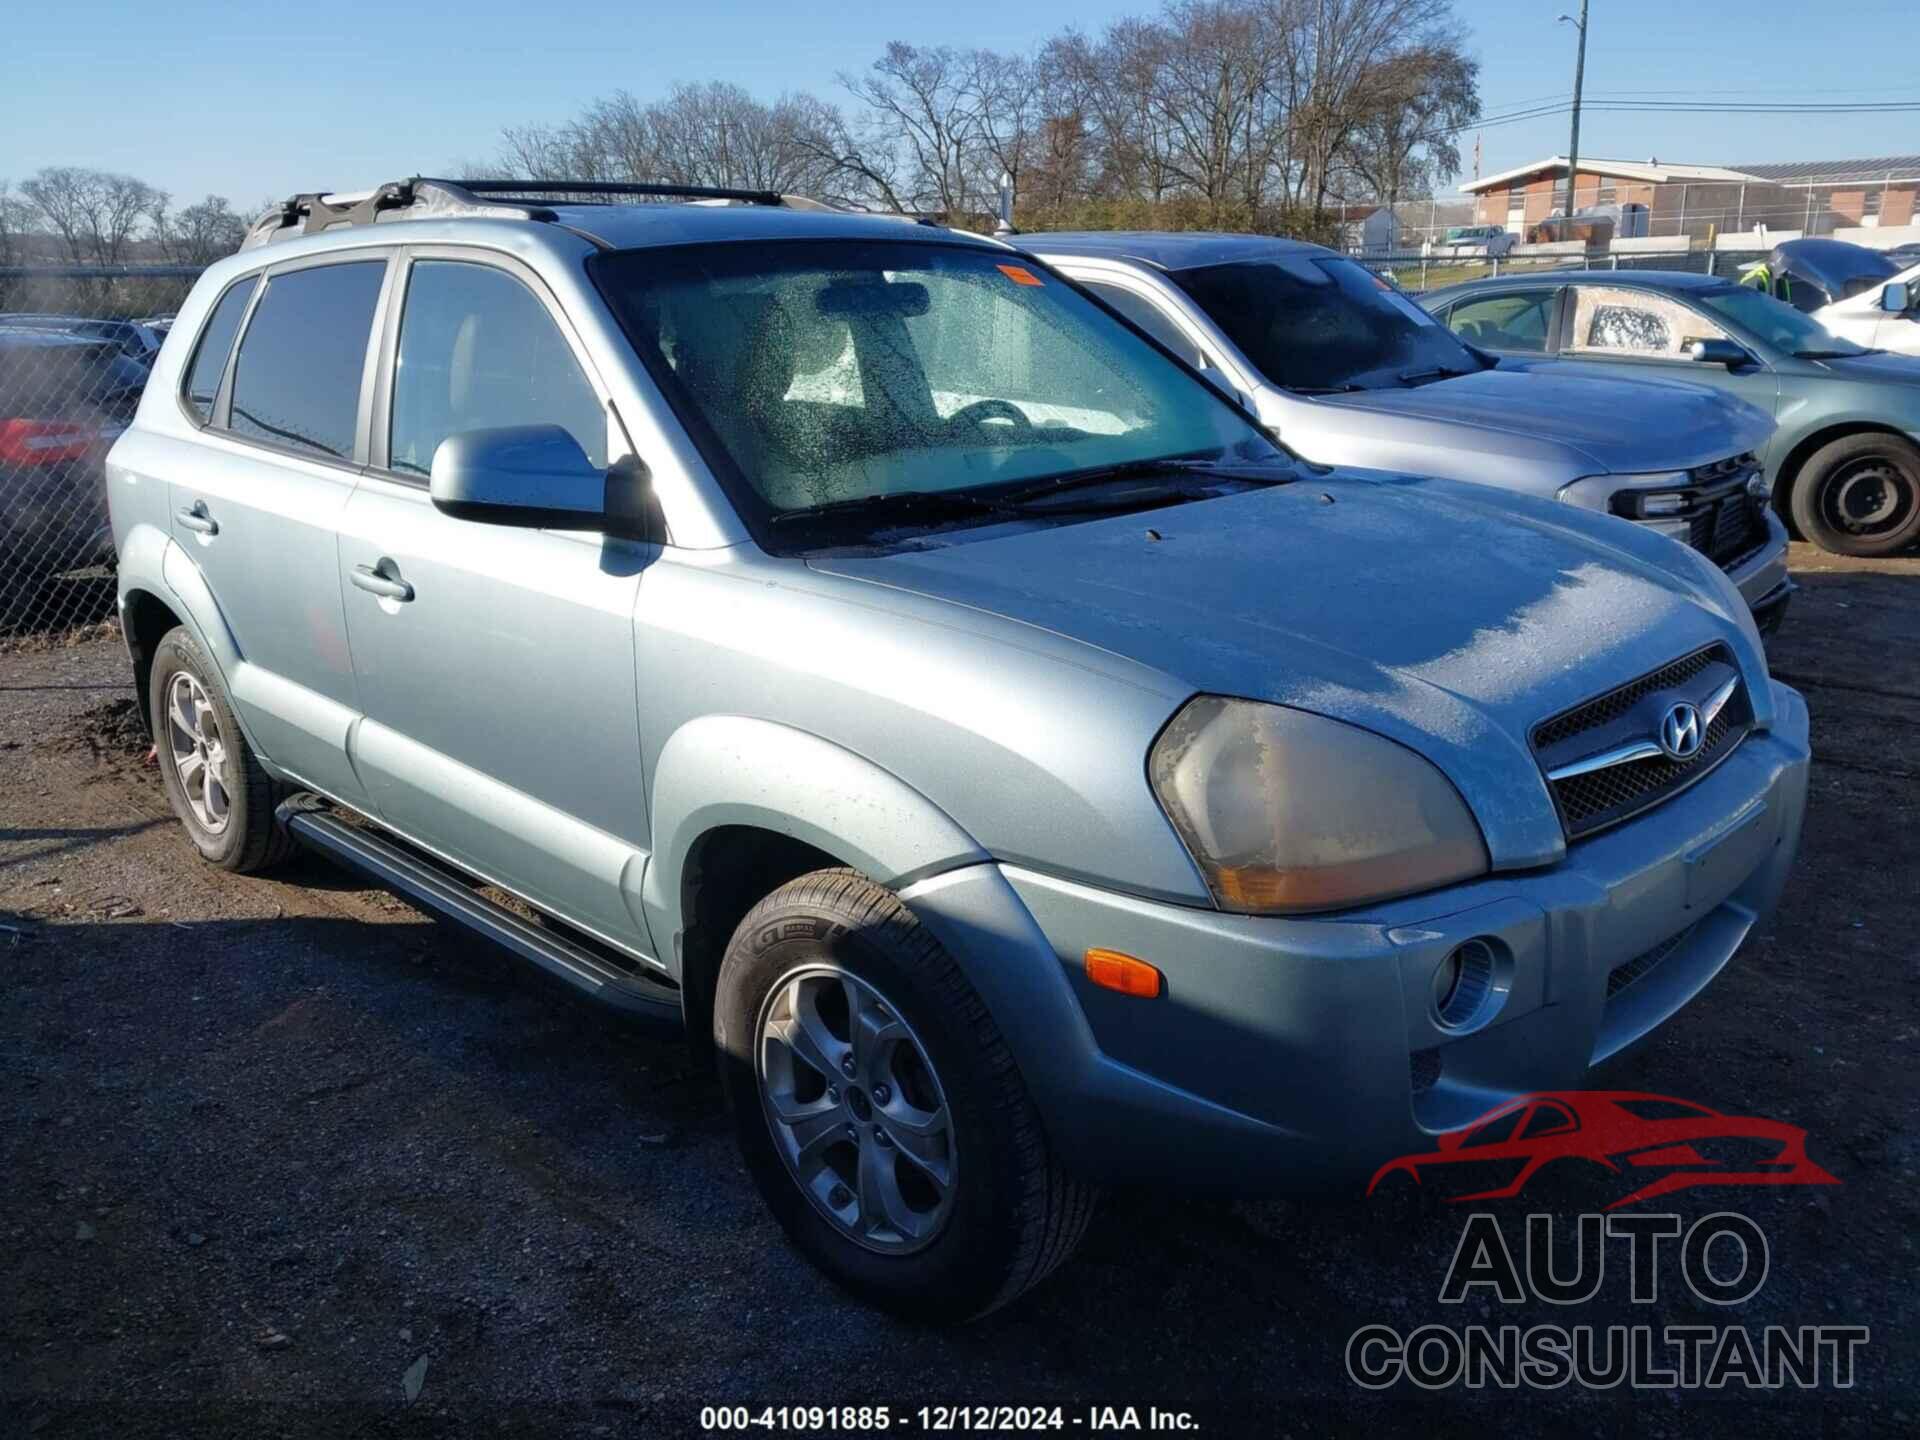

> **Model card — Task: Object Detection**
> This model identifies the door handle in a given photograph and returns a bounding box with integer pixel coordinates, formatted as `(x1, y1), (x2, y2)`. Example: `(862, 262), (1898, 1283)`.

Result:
(351, 563), (414, 603)
(176, 502), (218, 536)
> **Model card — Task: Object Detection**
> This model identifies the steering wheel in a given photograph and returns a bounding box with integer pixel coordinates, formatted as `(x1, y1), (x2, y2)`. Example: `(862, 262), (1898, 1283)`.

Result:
(946, 398), (1034, 438)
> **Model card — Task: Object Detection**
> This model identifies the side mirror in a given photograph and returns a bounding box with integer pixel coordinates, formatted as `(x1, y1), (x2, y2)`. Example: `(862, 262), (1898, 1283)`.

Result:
(429, 425), (651, 537)
(1882, 281), (1913, 314)
(1687, 338), (1753, 369)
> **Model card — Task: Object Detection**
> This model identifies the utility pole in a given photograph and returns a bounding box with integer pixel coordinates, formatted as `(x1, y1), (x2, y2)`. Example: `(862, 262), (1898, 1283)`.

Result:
(1559, 2), (1590, 221)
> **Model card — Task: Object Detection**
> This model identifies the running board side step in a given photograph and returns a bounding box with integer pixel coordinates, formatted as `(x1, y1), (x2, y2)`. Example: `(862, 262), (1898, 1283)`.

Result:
(276, 797), (681, 1024)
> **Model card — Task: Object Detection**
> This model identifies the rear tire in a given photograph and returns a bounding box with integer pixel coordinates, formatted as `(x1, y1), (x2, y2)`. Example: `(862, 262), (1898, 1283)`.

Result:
(715, 868), (1097, 1321)
(1788, 433), (1920, 557)
(148, 625), (292, 873)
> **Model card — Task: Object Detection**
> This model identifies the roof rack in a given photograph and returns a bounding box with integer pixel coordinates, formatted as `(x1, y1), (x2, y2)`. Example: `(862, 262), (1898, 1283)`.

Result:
(452, 178), (784, 207)
(240, 176), (789, 250)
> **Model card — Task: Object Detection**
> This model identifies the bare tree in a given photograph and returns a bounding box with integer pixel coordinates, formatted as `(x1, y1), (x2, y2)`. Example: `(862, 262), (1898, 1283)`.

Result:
(1340, 43), (1478, 213)
(968, 50), (1041, 205)
(0, 179), (37, 270)
(480, 0), (1481, 233)
(152, 194), (248, 266)
(20, 166), (161, 267)
(839, 43), (984, 218)
(1148, 1), (1284, 217)
(492, 87), (873, 204)
(1278, 0), (1459, 211)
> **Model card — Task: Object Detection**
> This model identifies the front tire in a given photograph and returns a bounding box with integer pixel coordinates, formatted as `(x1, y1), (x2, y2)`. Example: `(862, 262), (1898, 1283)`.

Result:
(715, 868), (1097, 1321)
(149, 625), (292, 873)
(1788, 433), (1920, 557)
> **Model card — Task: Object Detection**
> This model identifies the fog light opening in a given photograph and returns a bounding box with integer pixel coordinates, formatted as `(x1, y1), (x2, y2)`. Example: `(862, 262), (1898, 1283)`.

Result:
(1432, 939), (1498, 1030)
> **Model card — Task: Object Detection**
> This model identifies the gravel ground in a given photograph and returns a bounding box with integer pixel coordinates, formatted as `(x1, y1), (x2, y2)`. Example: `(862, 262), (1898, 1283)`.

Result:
(2, 543), (1915, 1438)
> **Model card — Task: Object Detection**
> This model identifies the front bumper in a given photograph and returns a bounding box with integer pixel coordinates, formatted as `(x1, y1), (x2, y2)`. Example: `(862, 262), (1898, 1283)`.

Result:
(904, 681), (1809, 1192)
(1726, 511), (1793, 635)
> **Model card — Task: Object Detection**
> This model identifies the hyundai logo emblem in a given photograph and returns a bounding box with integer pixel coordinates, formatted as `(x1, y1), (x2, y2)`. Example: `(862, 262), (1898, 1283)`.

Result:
(1659, 701), (1704, 761)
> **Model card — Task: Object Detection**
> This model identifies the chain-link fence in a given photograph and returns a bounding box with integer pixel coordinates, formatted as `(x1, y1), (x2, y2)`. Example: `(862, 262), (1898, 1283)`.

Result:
(1, 264), (205, 646)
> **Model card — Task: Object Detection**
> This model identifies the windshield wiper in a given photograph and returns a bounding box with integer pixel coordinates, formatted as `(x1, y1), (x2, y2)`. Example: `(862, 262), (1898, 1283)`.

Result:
(1395, 365), (1472, 386)
(995, 455), (1296, 508)
(767, 487), (1017, 532)
(1287, 382), (1367, 395)
(768, 458), (1295, 538)
(1793, 347), (1878, 359)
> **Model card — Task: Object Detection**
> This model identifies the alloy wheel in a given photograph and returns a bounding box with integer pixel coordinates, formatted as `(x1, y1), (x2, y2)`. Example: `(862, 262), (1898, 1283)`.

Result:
(756, 964), (956, 1254)
(165, 671), (232, 835)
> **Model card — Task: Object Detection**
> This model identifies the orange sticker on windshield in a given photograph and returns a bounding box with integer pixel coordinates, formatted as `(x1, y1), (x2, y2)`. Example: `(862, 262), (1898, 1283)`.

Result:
(997, 264), (1044, 286)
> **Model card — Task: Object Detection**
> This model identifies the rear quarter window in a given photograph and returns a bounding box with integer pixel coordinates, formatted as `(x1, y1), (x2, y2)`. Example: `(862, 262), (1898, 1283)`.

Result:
(181, 276), (258, 422)
(227, 260), (386, 459)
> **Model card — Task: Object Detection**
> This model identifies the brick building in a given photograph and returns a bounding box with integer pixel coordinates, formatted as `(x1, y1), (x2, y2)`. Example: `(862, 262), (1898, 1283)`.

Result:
(1461, 154), (1920, 243)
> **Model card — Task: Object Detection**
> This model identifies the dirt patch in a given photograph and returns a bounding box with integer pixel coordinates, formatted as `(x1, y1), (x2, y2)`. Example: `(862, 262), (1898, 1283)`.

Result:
(57, 696), (153, 762)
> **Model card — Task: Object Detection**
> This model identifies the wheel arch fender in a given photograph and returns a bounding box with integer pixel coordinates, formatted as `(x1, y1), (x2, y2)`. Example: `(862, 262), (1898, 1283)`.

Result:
(642, 715), (990, 970)
(121, 528), (259, 749)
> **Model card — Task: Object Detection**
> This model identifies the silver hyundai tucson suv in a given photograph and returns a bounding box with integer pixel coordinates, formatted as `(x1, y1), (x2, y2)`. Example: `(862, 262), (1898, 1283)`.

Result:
(106, 179), (1809, 1321)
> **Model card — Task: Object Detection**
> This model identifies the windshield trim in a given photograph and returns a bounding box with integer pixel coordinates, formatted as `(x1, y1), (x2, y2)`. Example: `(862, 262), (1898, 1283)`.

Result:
(588, 237), (1277, 555)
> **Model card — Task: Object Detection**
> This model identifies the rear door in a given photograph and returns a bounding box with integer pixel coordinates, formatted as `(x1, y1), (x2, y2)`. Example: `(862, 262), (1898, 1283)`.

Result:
(169, 253), (392, 804)
(336, 249), (656, 959)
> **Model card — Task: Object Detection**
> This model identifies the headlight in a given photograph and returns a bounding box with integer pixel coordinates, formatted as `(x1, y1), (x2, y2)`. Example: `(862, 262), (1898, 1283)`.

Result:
(1558, 470), (1692, 513)
(1148, 696), (1489, 915)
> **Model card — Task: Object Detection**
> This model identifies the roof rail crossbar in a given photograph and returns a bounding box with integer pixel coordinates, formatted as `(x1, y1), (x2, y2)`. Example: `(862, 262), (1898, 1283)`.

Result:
(447, 178), (785, 207)
(242, 177), (562, 249)
(241, 175), (791, 250)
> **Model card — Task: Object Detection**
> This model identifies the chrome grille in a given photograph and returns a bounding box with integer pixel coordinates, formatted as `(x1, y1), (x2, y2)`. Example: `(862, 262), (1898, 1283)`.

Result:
(1533, 644), (1751, 839)
(1533, 647), (1721, 750)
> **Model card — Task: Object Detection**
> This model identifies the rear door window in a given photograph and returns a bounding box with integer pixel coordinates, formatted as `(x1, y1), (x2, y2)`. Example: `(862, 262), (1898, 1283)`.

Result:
(182, 276), (258, 422)
(1565, 285), (1728, 359)
(228, 260), (386, 459)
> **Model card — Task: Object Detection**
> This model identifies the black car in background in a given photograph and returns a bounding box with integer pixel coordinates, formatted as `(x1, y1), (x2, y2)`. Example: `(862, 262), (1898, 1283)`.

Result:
(0, 330), (149, 625)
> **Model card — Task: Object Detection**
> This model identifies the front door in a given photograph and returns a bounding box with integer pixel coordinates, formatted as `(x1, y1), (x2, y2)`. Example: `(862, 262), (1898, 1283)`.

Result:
(337, 252), (658, 960)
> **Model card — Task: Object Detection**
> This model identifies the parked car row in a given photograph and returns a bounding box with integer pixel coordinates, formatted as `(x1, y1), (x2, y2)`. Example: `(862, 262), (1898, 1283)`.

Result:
(1028, 232), (1792, 624)
(107, 179), (1818, 1320)
(1424, 266), (1920, 556)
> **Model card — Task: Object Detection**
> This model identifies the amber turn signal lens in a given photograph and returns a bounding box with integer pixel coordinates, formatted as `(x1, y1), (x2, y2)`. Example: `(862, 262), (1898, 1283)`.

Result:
(1084, 948), (1163, 998)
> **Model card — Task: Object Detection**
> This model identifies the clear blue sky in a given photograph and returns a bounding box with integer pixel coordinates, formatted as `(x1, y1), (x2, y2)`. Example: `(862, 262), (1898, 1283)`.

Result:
(3, 0), (1915, 208)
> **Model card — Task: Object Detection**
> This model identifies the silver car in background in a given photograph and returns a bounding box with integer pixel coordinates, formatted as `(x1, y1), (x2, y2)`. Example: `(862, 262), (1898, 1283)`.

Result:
(1028, 233), (1793, 636)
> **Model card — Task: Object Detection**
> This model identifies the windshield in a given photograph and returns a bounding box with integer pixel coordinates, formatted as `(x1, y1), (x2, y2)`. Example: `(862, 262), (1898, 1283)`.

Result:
(1695, 285), (1870, 357)
(1169, 255), (1482, 392)
(594, 240), (1273, 539)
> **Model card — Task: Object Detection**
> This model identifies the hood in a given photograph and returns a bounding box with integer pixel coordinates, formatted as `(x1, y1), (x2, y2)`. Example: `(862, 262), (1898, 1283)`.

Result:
(1797, 348), (1920, 387)
(809, 473), (1766, 870)
(1316, 366), (1771, 475)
